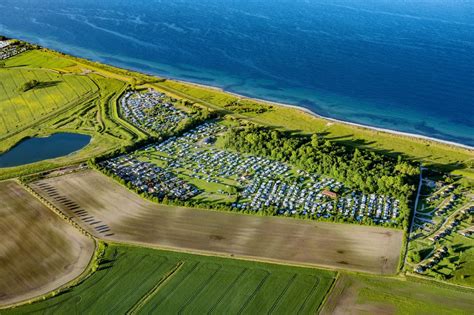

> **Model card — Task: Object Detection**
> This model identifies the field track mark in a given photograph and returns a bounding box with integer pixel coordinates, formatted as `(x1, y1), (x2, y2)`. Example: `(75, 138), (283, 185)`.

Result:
(0, 81), (19, 130)
(237, 271), (271, 315)
(178, 264), (222, 314)
(151, 261), (200, 309)
(297, 276), (321, 315)
(3, 70), (24, 123)
(32, 70), (57, 110)
(268, 274), (298, 314)
(207, 268), (248, 315)
(0, 89), (98, 141)
(40, 71), (62, 108)
(126, 261), (184, 314)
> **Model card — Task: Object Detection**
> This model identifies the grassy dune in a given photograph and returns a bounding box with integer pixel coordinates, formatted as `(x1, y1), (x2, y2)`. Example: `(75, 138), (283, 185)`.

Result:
(4, 244), (335, 314)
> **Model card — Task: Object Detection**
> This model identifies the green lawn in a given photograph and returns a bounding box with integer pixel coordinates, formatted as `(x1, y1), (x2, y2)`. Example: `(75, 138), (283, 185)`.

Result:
(5, 244), (335, 314)
(437, 232), (474, 287)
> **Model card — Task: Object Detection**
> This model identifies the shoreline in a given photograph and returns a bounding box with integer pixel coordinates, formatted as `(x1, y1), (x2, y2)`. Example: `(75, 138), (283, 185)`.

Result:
(2, 32), (472, 151)
(172, 79), (474, 151)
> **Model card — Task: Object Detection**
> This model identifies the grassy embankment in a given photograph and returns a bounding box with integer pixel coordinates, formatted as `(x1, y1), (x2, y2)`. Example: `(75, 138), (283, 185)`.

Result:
(4, 243), (336, 314)
(0, 49), (148, 180)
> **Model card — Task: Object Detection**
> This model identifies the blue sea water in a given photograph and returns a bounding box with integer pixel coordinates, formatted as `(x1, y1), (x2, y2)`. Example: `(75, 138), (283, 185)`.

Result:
(1, 0), (473, 146)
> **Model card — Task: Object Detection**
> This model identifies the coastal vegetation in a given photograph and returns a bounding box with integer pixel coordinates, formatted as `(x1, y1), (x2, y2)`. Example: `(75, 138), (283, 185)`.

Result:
(223, 127), (418, 198)
(153, 80), (474, 179)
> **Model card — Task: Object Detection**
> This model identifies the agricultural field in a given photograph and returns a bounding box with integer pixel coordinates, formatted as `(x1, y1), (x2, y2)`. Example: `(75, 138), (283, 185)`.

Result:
(321, 274), (474, 315)
(0, 51), (98, 136)
(28, 169), (404, 275)
(4, 243), (336, 314)
(0, 49), (148, 180)
(0, 180), (95, 306)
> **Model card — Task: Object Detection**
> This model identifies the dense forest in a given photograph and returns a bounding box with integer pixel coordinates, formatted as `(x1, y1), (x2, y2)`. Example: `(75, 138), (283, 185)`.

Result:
(223, 126), (419, 202)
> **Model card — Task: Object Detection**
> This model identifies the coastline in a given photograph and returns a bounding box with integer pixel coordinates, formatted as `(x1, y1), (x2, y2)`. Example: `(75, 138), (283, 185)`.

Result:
(2, 31), (472, 151)
(171, 79), (474, 151)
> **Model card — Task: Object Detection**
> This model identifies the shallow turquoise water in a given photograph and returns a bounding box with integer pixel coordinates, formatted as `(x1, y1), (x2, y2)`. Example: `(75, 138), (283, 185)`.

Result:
(0, 133), (91, 168)
(0, 0), (473, 145)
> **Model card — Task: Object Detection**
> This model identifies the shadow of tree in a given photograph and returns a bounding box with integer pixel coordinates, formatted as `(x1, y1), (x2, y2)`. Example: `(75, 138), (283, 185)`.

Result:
(35, 80), (61, 90)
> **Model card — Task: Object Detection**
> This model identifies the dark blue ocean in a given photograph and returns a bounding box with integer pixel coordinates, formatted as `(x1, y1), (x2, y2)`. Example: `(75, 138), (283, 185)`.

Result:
(1, 0), (473, 146)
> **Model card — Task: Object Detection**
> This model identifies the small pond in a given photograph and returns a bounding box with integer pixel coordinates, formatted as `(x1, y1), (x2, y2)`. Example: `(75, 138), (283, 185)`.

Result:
(0, 133), (91, 168)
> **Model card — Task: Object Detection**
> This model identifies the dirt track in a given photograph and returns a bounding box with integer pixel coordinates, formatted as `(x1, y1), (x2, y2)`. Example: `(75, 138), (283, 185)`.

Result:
(0, 180), (94, 306)
(29, 170), (403, 275)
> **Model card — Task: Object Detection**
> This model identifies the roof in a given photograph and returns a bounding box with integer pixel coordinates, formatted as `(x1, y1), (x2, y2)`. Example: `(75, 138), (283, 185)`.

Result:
(322, 190), (338, 198)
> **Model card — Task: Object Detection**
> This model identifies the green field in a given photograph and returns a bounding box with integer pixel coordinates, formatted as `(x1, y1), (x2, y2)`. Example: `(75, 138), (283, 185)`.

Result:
(321, 274), (474, 315)
(0, 58), (98, 136)
(4, 244), (335, 314)
(0, 49), (148, 180)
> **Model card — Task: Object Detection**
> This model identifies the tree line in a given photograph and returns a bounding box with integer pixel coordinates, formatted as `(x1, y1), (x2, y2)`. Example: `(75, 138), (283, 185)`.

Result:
(223, 126), (419, 203)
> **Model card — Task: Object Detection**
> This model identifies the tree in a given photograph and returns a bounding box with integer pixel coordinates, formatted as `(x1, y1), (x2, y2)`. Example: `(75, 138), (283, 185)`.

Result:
(0, 61), (5, 68)
(19, 79), (39, 92)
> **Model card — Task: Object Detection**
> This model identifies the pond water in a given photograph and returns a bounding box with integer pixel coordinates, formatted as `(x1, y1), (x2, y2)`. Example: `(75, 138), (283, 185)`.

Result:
(0, 133), (91, 168)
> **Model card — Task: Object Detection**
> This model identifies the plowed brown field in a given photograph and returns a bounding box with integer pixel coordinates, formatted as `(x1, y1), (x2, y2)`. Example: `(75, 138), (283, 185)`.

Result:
(0, 180), (94, 306)
(29, 170), (403, 275)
